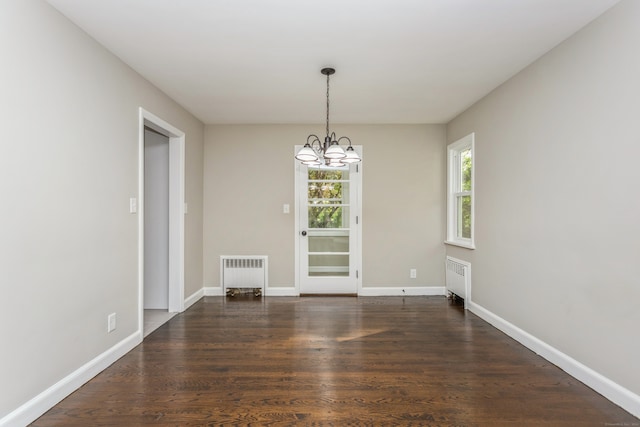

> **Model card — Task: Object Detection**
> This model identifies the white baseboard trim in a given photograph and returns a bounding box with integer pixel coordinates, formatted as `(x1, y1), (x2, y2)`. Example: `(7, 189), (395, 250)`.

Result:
(265, 287), (298, 296)
(468, 301), (640, 418)
(184, 288), (204, 309)
(0, 331), (142, 427)
(203, 286), (447, 297)
(203, 286), (223, 296)
(358, 286), (446, 297)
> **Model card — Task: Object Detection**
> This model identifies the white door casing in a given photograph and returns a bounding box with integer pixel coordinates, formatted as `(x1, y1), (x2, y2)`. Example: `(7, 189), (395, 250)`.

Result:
(138, 108), (185, 336)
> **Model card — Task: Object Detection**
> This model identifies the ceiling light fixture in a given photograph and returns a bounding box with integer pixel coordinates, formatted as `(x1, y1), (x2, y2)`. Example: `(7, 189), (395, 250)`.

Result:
(295, 68), (361, 167)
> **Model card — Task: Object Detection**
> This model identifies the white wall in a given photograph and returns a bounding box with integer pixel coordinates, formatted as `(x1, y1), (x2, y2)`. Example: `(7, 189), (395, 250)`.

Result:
(446, 0), (640, 400)
(0, 0), (204, 421)
(203, 124), (446, 292)
(143, 129), (169, 309)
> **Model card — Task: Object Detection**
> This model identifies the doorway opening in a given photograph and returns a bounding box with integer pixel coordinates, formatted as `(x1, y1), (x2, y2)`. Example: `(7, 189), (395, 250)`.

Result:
(138, 108), (185, 337)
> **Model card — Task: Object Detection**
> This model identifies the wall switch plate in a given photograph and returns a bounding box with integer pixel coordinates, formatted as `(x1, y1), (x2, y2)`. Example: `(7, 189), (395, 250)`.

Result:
(129, 198), (137, 214)
(410, 269), (417, 279)
(184, 203), (188, 214)
(283, 204), (290, 214)
(107, 313), (116, 333)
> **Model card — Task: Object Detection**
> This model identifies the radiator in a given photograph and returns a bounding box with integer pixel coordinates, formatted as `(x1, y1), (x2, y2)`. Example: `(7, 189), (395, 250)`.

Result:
(445, 256), (471, 304)
(220, 256), (268, 293)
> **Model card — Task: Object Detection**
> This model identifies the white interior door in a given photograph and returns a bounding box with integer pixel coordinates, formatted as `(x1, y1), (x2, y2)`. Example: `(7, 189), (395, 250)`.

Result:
(296, 151), (361, 294)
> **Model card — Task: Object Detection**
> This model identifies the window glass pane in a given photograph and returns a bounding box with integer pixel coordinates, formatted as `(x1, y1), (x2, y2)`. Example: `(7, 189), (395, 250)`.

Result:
(460, 148), (472, 191)
(308, 206), (349, 228)
(309, 254), (349, 277)
(457, 195), (471, 239)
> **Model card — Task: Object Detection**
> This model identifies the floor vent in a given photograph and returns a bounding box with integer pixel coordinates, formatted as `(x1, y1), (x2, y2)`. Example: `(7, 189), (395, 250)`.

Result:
(445, 256), (471, 306)
(220, 256), (268, 295)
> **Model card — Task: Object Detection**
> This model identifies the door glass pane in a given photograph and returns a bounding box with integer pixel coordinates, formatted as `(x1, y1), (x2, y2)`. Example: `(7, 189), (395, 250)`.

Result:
(308, 235), (349, 252)
(308, 168), (349, 181)
(308, 181), (349, 204)
(308, 168), (350, 203)
(309, 254), (349, 277)
(457, 195), (471, 238)
(308, 206), (350, 229)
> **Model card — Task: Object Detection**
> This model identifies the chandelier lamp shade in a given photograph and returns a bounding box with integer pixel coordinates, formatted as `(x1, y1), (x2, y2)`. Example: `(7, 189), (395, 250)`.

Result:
(295, 68), (361, 166)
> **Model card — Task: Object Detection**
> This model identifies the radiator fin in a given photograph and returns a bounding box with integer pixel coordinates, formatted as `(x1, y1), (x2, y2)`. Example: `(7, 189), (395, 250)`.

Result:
(224, 258), (264, 269)
(446, 259), (466, 277)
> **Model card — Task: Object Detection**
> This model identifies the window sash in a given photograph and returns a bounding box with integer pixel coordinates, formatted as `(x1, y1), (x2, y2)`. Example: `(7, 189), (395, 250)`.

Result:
(447, 133), (474, 249)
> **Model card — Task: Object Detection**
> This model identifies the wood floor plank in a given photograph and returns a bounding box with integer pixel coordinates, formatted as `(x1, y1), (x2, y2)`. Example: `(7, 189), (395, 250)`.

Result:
(32, 296), (638, 426)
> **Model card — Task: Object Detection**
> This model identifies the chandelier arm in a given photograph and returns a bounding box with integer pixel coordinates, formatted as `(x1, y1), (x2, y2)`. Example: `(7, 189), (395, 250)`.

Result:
(307, 134), (322, 147)
(337, 136), (352, 147)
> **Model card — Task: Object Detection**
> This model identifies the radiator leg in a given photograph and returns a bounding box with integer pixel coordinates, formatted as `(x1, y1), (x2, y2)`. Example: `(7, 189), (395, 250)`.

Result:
(447, 292), (461, 302)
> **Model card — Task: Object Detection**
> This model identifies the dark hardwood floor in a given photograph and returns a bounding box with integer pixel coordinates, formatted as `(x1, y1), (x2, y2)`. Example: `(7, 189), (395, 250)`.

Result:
(33, 296), (638, 426)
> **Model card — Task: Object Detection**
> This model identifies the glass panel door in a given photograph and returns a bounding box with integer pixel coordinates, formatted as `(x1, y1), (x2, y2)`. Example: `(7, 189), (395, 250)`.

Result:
(297, 158), (361, 294)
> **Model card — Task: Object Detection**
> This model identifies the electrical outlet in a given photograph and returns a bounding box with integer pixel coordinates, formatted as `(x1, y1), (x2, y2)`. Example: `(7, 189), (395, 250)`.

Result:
(410, 269), (417, 279)
(107, 313), (116, 333)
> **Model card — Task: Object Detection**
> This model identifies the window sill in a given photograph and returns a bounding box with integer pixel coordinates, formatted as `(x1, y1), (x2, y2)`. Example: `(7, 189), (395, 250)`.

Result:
(444, 240), (476, 250)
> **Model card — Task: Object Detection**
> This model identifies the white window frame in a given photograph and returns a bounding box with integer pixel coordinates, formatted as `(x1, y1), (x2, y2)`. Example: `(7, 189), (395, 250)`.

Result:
(446, 133), (475, 249)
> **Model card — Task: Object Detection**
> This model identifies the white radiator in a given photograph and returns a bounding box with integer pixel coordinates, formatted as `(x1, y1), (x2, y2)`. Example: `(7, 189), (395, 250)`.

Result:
(445, 256), (471, 305)
(220, 256), (268, 293)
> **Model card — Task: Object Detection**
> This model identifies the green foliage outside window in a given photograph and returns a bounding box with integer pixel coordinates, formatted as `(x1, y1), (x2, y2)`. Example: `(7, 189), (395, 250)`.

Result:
(459, 149), (472, 238)
(308, 169), (344, 228)
(461, 149), (472, 191)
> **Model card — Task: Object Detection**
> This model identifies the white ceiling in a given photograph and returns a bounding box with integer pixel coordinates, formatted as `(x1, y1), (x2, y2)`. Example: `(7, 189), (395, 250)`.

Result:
(46, 0), (619, 125)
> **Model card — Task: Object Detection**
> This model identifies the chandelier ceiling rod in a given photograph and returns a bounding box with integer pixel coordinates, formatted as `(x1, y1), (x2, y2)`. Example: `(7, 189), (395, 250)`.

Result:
(324, 67), (333, 139)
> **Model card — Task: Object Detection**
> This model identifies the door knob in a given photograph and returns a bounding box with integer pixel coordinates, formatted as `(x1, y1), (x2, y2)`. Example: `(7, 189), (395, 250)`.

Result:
(301, 230), (307, 236)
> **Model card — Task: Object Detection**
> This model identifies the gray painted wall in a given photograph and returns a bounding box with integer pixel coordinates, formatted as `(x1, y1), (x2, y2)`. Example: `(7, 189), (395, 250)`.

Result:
(0, 0), (204, 418)
(446, 0), (640, 395)
(203, 124), (447, 290)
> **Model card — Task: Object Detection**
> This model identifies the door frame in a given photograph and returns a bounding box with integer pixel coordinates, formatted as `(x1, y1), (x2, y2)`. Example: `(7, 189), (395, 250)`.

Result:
(138, 108), (185, 334)
(294, 146), (363, 295)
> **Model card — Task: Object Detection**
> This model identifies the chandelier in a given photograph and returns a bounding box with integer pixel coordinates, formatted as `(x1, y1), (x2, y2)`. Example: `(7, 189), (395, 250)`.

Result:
(295, 68), (361, 166)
